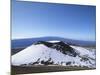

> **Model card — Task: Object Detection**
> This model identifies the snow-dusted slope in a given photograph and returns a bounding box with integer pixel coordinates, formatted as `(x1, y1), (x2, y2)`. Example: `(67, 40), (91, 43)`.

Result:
(12, 41), (96, 68)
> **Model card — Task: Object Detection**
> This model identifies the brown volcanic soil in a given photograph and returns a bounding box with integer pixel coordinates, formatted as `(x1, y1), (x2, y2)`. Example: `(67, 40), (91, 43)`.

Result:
(11, 65), (95, 75)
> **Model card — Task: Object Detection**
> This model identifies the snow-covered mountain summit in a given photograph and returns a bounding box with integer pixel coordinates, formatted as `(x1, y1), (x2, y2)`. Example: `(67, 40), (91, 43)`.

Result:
(12, 41), (96, 68)
(35, 41), (77, 57)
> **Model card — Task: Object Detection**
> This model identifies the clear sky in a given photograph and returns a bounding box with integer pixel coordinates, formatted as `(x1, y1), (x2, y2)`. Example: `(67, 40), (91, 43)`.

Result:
(12, 0), (96, 41)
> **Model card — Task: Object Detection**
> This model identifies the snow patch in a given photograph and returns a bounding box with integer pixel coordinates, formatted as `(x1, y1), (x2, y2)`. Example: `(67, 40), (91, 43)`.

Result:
(47, 40), (60, 43)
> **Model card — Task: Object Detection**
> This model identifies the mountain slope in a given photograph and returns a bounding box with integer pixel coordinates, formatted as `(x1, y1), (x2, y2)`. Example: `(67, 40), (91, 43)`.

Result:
(12, 41), (96, 68)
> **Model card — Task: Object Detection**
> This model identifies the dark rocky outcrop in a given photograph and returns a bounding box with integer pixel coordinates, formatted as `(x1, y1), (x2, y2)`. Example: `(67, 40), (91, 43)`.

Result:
(66, 62), (71, 65)
(41, 58), (54, 65)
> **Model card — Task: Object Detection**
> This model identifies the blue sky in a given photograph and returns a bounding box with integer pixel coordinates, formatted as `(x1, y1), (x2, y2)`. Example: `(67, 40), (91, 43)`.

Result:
(12, 0), (96, 41)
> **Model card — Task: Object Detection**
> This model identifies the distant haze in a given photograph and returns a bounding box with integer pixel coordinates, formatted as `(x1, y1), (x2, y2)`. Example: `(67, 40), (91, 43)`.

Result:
(12, 0), (96, 41)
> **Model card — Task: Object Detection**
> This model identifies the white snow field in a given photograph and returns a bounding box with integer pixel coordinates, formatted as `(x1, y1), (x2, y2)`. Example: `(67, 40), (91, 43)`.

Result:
(12, 42), (96, 68)
(47, 40), (61, 43)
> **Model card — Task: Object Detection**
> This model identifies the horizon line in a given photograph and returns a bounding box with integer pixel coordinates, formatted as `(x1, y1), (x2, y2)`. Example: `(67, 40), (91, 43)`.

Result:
(12, 36), (96, 42)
